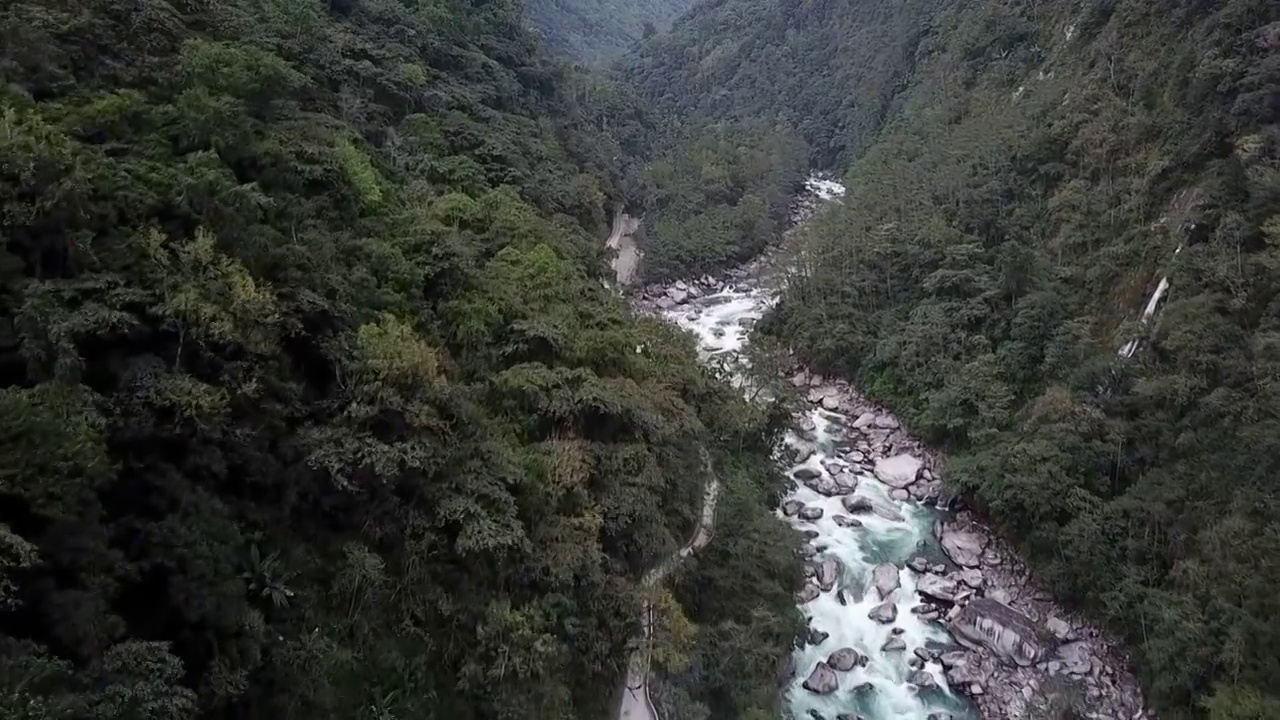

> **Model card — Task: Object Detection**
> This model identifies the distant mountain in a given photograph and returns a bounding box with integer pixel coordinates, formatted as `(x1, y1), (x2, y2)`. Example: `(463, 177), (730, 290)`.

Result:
(526, 0), (695, 64)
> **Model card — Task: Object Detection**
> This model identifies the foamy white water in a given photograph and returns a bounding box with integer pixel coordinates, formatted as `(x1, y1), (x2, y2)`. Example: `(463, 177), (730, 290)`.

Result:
(657, 177), (975, 720)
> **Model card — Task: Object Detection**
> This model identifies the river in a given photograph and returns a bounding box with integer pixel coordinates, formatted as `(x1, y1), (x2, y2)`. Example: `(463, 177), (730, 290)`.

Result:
(654, 176), (976, 720)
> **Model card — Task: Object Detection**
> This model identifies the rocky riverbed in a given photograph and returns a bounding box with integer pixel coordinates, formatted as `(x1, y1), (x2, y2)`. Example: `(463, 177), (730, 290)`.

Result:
(629, 177), (1151, 720)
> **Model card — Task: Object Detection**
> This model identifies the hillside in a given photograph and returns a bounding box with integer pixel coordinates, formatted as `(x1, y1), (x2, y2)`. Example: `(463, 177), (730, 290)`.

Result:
(626, 0), (1280, 717)
(0, 0), (801, 718)
(525, 0), (695, 64)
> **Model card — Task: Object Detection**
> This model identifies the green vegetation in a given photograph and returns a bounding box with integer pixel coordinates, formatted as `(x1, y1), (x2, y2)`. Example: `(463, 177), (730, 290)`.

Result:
(627, 0), (1280, 717)
(0, 0), (802, 718)
(525, 0), (695, 65)
(636, 122), (808, 282)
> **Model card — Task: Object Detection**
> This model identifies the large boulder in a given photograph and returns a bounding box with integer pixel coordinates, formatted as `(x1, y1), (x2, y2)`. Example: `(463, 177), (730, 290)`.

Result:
(872, 563), (900, 599)
(874, 454), (922, 488)
(868, 601), (898, 624)
(842, 495), (873, 513)
(907, 670), (936, 688)
(666, 287), (688, 304)
(794, 467), (822, 481)
(798, 583), (820, 603)
(827, 647), (865, 671)
(916, 574), (959, 603)
(782, 500), (804, 517)
(802, 662), (839, 694)
(949, 597), (1047, 667)
(940, 528), (988, 567)
(816, 556), (841, 592)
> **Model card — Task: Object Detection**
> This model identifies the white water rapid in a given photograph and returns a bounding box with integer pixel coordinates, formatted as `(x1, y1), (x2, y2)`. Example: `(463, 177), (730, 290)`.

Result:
(655, 178), (975, 720)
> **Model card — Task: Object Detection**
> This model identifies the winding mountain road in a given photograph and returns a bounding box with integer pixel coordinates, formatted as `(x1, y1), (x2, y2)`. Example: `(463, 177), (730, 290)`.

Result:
(615, 444), (720, 720)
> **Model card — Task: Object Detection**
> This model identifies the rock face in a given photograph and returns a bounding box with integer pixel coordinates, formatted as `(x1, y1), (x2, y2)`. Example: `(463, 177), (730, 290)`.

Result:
(827, 647), (864, 671)
(802, 662), (839, 694)
(873, 454), (922, 488)
(950, 597), (1047, 667)
(872, 563), (900, 599)
(940, 527), (987, 567)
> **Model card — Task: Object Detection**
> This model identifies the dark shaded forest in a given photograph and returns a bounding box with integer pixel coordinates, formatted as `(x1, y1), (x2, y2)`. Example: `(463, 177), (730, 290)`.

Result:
(0, 0), (804, 718)
(625, 0), (1280, 717)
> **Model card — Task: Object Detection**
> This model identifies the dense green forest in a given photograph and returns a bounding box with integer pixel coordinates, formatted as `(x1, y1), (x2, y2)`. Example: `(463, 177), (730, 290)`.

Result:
(0, 0), (804, 718)
(628, 0), (1280, 717)
(524, 0), (694, 64)
(635, 121), (808, 281)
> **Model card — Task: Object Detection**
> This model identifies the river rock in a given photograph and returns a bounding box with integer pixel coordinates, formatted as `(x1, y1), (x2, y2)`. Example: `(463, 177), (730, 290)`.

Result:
(833, 515), (861, 528)
(816, 556), (841, 592)
(798, 584), (820, 603)
(916, 573), (959, 603)
(890, 488), (909, 501)
(907, 670), (936, 688)
(881, 636), (907, 652)
(782, 500), (804, 517)
(907, 556), (930, 573)
(852, 412), (877, 429)
(950, 597), (1047, 667)
(794, 466), (822, 481)
(872, 563), (900, 599)
(842, 496), (873, 513)
(874, 414), (900, 429)
(666, 287), (688, 304)
(868, 601), (898, 624)
(807, 627), (830, 646)
(802, 662), (839, 694)
(827, 647), (865, 671)
(822, 394), (841, 411)
(798, 506), (824, 521)
(956, 568), (984, 588)
(873, 454), (922, 488)
(1045, 615), (1077, 641)
(940, 528), (988, 567)
(808, 475), (845, 497)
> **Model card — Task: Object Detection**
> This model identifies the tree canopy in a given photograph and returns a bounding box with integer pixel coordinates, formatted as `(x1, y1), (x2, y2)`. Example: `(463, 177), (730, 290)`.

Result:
(0, 0), (803, 717)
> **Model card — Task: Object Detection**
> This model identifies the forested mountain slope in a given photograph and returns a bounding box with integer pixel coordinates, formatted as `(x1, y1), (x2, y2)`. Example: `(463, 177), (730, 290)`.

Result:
(629, 0), (1280, 717)
(525, 0), (694, 64)
(0, 0), (801, 718)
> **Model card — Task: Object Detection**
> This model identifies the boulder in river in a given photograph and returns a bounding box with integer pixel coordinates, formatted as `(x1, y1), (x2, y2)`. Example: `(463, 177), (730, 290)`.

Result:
(807, 627), (830, 646)
(872, 563), (900, 599)
(794, 466), (822, 481)
(802, 662), (839, 694)
(881, 636), (907, 652)
(907, 670), (936, 688)
(949, 597), (1047, 667)
(827, 647), (865, 671)
(873, 454), (922, 488)
(798, 584), (820, 603)
(782, 500), (804, 517)
(916, 573), (959, 603)
(798, 506), (824, 521)
(852, 412), (877, 429)
(842, 495), (873, 514)
(666, 287), (688, 304)
(816, 556), (840, 592)
(832, 515), (861, 528)
(868, 601), (898, 624)
(940, 528), (988, 567)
